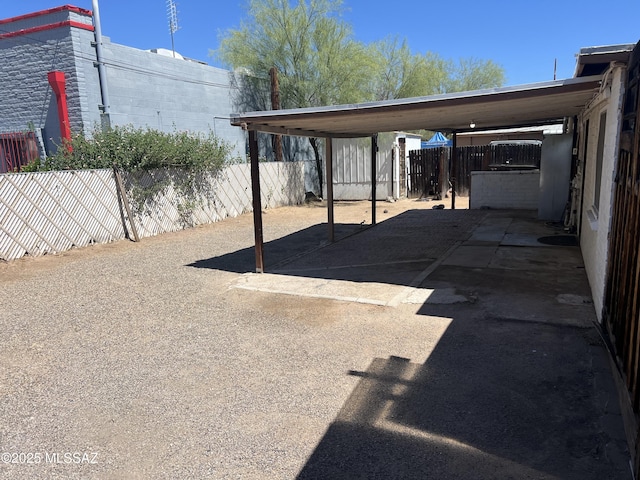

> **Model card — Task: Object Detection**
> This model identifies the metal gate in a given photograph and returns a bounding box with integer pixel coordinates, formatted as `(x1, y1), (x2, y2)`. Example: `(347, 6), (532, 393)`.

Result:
(0, 131), (39, 173)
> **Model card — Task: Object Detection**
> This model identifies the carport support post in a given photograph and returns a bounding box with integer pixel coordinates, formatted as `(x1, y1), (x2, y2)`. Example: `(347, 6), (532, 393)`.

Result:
(325, 137), (335, 242)
(451, 131), (457, 210)
(249, 129), (264, 273)
(371, 134), (378, 225)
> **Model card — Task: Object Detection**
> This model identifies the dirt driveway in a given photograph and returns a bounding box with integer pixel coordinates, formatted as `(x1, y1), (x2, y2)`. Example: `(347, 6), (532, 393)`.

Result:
(0, 197), (631, 479)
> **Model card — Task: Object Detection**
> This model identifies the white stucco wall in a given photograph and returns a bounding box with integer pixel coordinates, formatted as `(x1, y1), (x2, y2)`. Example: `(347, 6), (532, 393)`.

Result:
(578, 64), (626, 322)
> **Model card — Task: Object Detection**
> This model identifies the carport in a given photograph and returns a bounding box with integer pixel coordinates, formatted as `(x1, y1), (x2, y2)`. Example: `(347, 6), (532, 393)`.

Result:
(230, 76), (603, 273)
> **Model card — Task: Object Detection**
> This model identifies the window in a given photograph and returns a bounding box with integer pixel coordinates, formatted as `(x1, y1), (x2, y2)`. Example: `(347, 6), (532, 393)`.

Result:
(594, 111), (607, 213)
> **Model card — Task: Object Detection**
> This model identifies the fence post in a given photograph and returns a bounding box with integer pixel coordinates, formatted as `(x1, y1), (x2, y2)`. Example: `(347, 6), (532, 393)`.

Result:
(113, 166), (139, 242)
(451, 133), (457, 209)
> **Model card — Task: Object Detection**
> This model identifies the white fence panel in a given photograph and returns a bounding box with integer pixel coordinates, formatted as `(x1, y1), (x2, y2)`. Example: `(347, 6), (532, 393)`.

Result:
(0, 162), (304, 260)
(0, 170), (123, 260)
(328, 137), (392, 201)
(123, 162), (304, 239)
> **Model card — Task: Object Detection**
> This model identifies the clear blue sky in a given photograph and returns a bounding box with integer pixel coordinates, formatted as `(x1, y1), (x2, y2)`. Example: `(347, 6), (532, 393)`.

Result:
(3, 1), (639, 86)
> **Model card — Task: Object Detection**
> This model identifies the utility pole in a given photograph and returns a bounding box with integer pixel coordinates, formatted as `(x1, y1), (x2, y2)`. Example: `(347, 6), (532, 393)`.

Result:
(269, 67), (283, 162)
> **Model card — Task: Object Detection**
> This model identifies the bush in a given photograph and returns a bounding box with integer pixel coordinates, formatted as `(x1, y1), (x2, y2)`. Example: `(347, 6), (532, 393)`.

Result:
(25, 126), (238, 223)
(36, 125), (234, 173)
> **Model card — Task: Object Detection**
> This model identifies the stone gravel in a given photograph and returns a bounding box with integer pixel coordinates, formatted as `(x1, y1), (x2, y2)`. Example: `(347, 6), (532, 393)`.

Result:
(0, 199), (452, 479)
(0, 197), (630, 479)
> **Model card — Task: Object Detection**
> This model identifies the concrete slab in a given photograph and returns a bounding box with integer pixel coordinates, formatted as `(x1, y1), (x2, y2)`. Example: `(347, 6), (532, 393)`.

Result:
(235, 272), (411, 305)
(463, 216), (512, 245)
(441, 245), (498, 268)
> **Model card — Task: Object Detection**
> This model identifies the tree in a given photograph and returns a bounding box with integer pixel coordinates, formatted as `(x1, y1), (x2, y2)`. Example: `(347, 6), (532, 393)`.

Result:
(218, 0), (374, 193)
(445, 58), (506, 92)
(369, 38), (505, 100)
(217, 0), (506, 193)
(369, 37), (450, 100)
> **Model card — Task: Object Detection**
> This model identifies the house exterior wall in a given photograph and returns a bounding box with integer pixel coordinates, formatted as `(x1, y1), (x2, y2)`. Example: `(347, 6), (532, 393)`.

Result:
(469, 170), (540, 210)
(578, 64), (626, 321)
(0, 6), (245, 159)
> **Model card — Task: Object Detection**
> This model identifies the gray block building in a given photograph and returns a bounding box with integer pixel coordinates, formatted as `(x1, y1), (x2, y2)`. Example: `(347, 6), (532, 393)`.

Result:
(0, 5), (246, 160)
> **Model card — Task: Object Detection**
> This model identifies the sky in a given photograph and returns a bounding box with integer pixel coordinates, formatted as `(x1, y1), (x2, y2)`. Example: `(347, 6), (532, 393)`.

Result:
(3, 1), (639, 87)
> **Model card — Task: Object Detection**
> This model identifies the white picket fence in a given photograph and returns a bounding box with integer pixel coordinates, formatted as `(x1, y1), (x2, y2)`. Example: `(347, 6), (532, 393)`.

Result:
(0, 162), (304, 261)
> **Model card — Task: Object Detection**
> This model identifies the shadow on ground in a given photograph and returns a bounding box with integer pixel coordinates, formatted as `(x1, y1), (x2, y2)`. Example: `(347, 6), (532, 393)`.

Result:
(188, 209), (483, 286)
(188, 223), (365, 273)
(190, 208), (631, 478)
(298, 313), (630, 480)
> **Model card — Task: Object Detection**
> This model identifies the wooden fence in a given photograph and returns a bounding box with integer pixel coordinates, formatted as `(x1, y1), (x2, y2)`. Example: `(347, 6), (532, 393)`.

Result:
(603, 41), (640, 476)
(407, 147), (448, 199)
(408, 144), (541, 198)
(0, 162), (304, 261)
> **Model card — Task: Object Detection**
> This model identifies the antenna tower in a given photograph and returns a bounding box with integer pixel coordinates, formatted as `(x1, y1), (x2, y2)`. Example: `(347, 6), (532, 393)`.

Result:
(167, 0), (179, 58)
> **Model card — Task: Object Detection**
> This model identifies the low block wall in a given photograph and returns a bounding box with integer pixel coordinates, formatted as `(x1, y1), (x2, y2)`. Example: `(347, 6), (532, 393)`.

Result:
(470, 170), (540, 210)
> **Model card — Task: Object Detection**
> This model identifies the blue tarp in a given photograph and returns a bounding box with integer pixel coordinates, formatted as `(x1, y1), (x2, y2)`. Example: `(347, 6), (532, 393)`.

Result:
(421, 132), (452, 149)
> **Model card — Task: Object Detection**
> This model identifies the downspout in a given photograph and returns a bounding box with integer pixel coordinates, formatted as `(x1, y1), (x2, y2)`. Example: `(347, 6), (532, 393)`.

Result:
(92, 0), (111, 129)
(47, 71), (72, 150)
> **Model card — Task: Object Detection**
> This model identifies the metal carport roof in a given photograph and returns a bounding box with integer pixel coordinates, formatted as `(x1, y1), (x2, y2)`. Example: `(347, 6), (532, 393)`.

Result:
(230, 75), (603, 138)
(230, 75), (604, 272)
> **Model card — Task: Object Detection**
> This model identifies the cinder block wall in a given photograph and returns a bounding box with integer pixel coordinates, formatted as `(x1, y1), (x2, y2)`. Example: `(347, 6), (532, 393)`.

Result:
(98, 39), (246, 159)
(0, 6), (245, 159)
(0, 8), (96, 153)
(470, 170), (540, 210)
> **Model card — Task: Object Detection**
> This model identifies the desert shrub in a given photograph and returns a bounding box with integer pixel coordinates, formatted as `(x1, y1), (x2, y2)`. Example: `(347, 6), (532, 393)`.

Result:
(36, 125), (233, 173)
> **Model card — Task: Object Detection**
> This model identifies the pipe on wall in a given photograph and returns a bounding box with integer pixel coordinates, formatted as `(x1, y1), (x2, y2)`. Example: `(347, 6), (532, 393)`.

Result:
(92, 0), (111, 128)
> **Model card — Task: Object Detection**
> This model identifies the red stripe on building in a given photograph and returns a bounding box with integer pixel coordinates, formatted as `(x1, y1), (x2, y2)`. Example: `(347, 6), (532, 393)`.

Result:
(0, 20), (94, 40)
(0, 5), (92, 25)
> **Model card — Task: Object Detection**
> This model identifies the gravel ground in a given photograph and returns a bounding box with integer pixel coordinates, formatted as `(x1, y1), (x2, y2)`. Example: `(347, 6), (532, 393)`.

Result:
(0, 198), (459, 479)
(0, 195), (630, 480)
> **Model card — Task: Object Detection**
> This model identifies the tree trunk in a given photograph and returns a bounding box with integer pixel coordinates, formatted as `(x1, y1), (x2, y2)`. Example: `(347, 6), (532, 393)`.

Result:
(309, 137), (323, 196)
(269, 67), (283, 162)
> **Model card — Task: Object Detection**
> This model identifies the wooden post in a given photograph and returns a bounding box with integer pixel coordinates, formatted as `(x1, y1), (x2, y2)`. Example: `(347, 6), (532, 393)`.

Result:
(451, 132), (457, 210)
(371, 134), (378, 225)
(249, 130), (264, 273)
(325, 137), (335, 242)
(113, 165), (139, 242)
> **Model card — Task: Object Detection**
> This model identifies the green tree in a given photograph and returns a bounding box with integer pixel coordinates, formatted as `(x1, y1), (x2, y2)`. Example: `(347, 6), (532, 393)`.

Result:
(217, 0), (506, 193)
(369, 37), (450, 100)
(445, 58), (506, 92)
(218, 0), (374, 192)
